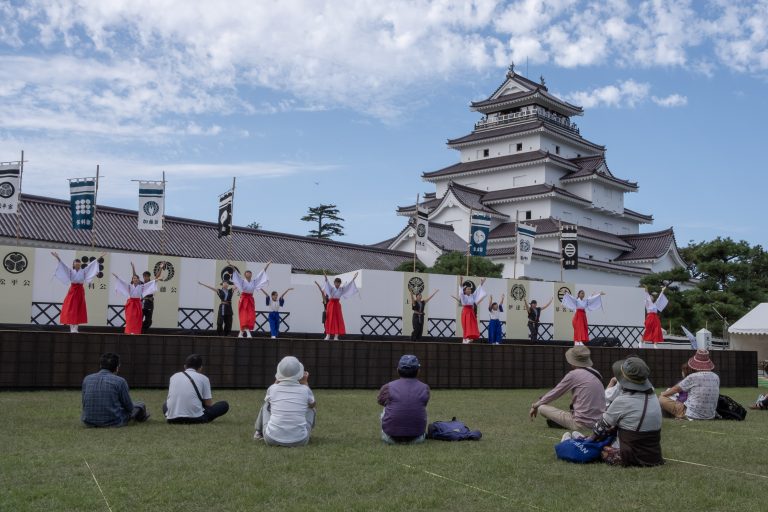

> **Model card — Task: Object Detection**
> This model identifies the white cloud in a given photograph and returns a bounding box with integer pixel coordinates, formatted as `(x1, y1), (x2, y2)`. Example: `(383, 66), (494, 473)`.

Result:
(565, 80), (651, 108)
(651, 94), (688, 107)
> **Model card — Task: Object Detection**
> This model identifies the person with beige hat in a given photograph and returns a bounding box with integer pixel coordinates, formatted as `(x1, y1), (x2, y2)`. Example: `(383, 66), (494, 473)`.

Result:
(659, 350), (719, 420)
(529, 345), (606, 431)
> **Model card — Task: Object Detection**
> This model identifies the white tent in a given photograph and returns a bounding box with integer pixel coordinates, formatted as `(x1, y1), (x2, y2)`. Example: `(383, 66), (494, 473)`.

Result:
(729, 303), (768, 363)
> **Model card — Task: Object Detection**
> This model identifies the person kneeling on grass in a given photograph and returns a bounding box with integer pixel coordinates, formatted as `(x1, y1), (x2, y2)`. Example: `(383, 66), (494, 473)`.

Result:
(591, 357), (664, 467)
(254, 356), (316, 447)
(529, 345), (605, 431)
(163, 354), (230, 424)
(81, 352), (149, 427)
(377, 354), (430, 445)
(658, 349), (719, 420)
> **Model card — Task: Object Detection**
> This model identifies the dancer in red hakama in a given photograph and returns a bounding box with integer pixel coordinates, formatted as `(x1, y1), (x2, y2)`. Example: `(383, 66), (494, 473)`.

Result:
(561, 290), (605, 345)
(321, 271), (359, 340)
(52, 251), (105, 333)
(642, 286), (668, 348)
(113, 262), (163, 335)
(458, 275), (487, 344)
(228, 261), (270, 338)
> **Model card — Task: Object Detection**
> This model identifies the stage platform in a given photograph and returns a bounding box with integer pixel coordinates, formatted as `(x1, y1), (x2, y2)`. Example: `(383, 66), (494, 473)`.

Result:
(0, 329), (757, 390)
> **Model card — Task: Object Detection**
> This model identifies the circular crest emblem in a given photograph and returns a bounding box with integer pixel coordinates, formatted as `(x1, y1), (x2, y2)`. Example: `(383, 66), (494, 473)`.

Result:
(563, 242), (577, 258)
(0, 182), (15, 199)
(154, 261), (175, 281)
(407, 277), (425, 295)
(79, 255), (105, 278)
(510, 284), (526, 302)
(520, 239), (531, 252)
(3, 252), (28, 273)
(472, 229), (486, 244)
(143, 201), (160, 216)
(557, 286), (572, 302)
(416, 224), (426, 238)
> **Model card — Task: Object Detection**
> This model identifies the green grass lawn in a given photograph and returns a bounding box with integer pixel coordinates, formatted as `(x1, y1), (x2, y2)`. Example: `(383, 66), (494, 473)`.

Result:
(2, 387), (766, 512)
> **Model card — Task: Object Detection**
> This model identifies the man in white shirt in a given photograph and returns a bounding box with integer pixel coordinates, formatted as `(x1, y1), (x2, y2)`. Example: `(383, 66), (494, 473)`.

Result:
(163, 354), (229, 424)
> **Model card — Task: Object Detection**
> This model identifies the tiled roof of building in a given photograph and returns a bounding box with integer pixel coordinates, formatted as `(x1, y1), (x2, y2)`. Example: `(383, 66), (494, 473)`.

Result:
(561, 156), (638, 189)
(422, 150), (577, 180)
(470, 88), (583, 115)
(377, 220), (466, 253)
(485, 246), (649, 275)
(622, 208), (653, 222)
(615, 228), (677, 261)
(447, 120), (544, 146)
(395, 195), (442, 215)
(488, 218), (634, 249)
(1, 194), (411, 273)
(449, 182), (508, 217)
(482, 184), (590, 205)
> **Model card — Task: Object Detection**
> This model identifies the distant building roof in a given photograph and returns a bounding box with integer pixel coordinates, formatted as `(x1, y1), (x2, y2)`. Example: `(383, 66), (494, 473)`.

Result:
(488, 218), (634, 250)
(561, 155), (638, 190)
(378, 220), (466, 253)
(482, 184), (591, 206)
(1, 194), (411, 273)
(615, 228), (678, 261)
(422, 150), (577, 180)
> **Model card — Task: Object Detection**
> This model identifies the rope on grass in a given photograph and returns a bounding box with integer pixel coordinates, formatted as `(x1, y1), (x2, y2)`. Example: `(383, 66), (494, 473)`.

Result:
(84, 458), (113, 512)
(676, 424), (768, 442)
(399, 463), (542, 510)
(664, 458), (768, 480)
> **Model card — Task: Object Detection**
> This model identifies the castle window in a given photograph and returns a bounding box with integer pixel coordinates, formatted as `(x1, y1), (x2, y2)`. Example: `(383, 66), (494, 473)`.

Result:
(516, 143), (523, 152)
(555, 145), (560, 155)
(525, 210), (532, 220)
(483, 148), (490, 157)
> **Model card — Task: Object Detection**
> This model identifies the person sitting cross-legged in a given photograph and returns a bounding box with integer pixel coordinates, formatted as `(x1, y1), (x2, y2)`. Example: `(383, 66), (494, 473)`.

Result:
(529, 346), (605, 431)
(658, 349), (719, 420)
(81, 352), (149, 427)
(377, 354), (431, 445)
(163, 354), (230, 424)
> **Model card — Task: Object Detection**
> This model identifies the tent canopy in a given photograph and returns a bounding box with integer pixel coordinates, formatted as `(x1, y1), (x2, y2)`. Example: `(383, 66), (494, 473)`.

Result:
(729, 303), (768, 335)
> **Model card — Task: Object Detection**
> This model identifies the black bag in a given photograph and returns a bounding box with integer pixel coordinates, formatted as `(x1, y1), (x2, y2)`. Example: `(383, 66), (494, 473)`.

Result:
(715, 394), (747, 421)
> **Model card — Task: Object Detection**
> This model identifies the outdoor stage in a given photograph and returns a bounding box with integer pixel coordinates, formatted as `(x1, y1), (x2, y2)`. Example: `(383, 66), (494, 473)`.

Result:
(0, 329), (757, 390)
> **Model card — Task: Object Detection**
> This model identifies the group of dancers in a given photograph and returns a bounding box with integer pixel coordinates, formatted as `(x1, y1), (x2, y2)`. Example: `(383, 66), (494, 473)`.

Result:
(52, 252), (669, 345)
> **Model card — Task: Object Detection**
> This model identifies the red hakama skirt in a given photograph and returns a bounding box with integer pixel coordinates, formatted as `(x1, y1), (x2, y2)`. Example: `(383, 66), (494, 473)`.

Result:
(572, 308), (589, 342)
(124, 298), (142, 335)
(60, 283), (87, 325)
(643, 312), (663, 343)
(461, 305), (480, 340)
(325, 298), (346, 336)
(239, 292), (255, 330)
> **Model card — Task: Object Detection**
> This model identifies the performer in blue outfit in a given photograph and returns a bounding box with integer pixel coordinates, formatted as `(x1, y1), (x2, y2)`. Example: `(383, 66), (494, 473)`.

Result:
(487, 294), (504, 344)
(262, 288), (293, 338)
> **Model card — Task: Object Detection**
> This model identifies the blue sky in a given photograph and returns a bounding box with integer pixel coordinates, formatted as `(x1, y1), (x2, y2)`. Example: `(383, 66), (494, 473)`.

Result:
(1, 0), (766, 248)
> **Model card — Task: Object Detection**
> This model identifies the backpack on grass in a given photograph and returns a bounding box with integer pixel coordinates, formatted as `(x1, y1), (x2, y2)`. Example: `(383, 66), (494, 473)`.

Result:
(555, 436), (615, 464)
(715, 394), (747, 421)
(427, 417), (482, 441)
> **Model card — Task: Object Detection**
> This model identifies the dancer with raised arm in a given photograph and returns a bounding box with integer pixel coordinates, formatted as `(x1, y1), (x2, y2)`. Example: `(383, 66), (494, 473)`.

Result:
(410, 288), (439, 341)
(198, 280), (234, 336)
(261, 287), (293, 339)
(322, 271), (359, 341)
(525, 297), (553, 342)
(458, 275), (487, 344)
(228, 261), (270, 338)
(487, 294), (504, 344)
(113, 262), (163, 335)
(561, 290), (605, 345)
(51, 251), (105, 333)
(642, 286), (668, 348)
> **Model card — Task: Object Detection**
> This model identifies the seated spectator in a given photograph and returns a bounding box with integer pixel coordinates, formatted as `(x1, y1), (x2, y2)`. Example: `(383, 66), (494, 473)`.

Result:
(254, 356), (316, 447)
(749, 394), (767, 410)
(163, 354), (230, 424)
(81, 352), (149, 427)
(377, 354), (431, 445)
(593, 357), (664, 467)
(529, 346), (605, 431)
(659, 350), (719, 420)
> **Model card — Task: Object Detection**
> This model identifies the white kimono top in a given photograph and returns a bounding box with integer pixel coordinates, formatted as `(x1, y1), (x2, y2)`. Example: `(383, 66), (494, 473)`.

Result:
(323, 279), (358, 300)
(54, 260), (100, 285)
(561, 293), (602, 311)
(231, 269), (269, 294)
(645, 292), (668, 314)
(458, 285), (486, 306)
(114, 276), (157, 299)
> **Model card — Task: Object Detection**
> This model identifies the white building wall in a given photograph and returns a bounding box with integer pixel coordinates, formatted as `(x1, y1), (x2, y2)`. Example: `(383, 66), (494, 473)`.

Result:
(429, 206), (470, 242)
(494, 256), (645, 287)
(460, 134), (540, 162)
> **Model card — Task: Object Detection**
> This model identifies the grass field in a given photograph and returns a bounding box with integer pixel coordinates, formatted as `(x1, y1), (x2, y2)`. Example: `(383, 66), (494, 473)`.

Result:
(2, 387), (766, 512)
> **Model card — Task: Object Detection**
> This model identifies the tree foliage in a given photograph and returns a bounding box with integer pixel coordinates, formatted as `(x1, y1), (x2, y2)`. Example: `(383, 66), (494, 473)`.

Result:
(394, 260), (428, 273)
(396, 251), (503, 278)
(301, 204), (345, 239)
(246, 221), (261, 230)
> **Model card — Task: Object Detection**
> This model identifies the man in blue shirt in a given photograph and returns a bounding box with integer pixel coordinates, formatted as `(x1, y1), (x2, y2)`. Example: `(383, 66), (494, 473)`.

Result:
(81, 352), (149, 427)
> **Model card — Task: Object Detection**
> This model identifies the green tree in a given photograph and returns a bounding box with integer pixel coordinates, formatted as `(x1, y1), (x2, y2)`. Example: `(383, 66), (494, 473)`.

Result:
(395, 260), (428, 273)
(301, 204), (345, 239)
(246, 221), (261, 230)
(427, 251), (503, 278)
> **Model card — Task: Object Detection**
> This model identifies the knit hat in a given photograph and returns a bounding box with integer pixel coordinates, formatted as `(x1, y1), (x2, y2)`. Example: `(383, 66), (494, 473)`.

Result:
(615, 357), (653, 392)
(687, 350), (715, 371)
(565, 346), (593, 368)
(275, 356), (304, 383)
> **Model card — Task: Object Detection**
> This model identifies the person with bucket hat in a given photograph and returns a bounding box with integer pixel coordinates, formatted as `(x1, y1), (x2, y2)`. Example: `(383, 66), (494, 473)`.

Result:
(659, 350), (719, 420)
(377, 355), (430, 444)
(529, 346), (605, 431)
(591, 357), (664, 467)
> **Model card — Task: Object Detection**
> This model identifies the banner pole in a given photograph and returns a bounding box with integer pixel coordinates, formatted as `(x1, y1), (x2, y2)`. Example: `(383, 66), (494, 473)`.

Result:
(514, 210), (519, 279)
(228, 176), (236, 262)
(559, 219), (563, 282)
(91, 164), (100, 249)
(413, 193), (419, 273)
(15, 150), (24, 246)
(466, 208), (472, 276)
(160, 171), (167, 256)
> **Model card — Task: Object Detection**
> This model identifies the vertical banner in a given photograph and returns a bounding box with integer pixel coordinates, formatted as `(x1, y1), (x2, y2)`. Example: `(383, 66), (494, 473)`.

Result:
(561, 225), (578, 270)
(0, 245), (35, 323)
(469, 213), (491, 256)
(402, 272), (429, 335)
(415, 207), (429, 252)
(147, 255), (181, 328)
(553, 281), (576, 342)
(69, 178), (96, 230)
(218, 190), (233, 238)
(516, 222), (536, 265)
(216, 259), (244, 331)
(505, 279), (530, 340)
(138, 181), (164, 230)
(0, 165), (21, 214)
(79, 252), (109, 326)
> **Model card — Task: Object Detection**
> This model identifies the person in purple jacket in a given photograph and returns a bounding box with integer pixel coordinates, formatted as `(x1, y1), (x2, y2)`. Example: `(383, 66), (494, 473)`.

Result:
(377, 354), (430, 444)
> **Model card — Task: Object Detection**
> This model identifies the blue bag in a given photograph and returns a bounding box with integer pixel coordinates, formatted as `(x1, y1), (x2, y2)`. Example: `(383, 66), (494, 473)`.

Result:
(427, 417), (482, 441)
(554, 436), (615, 463)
